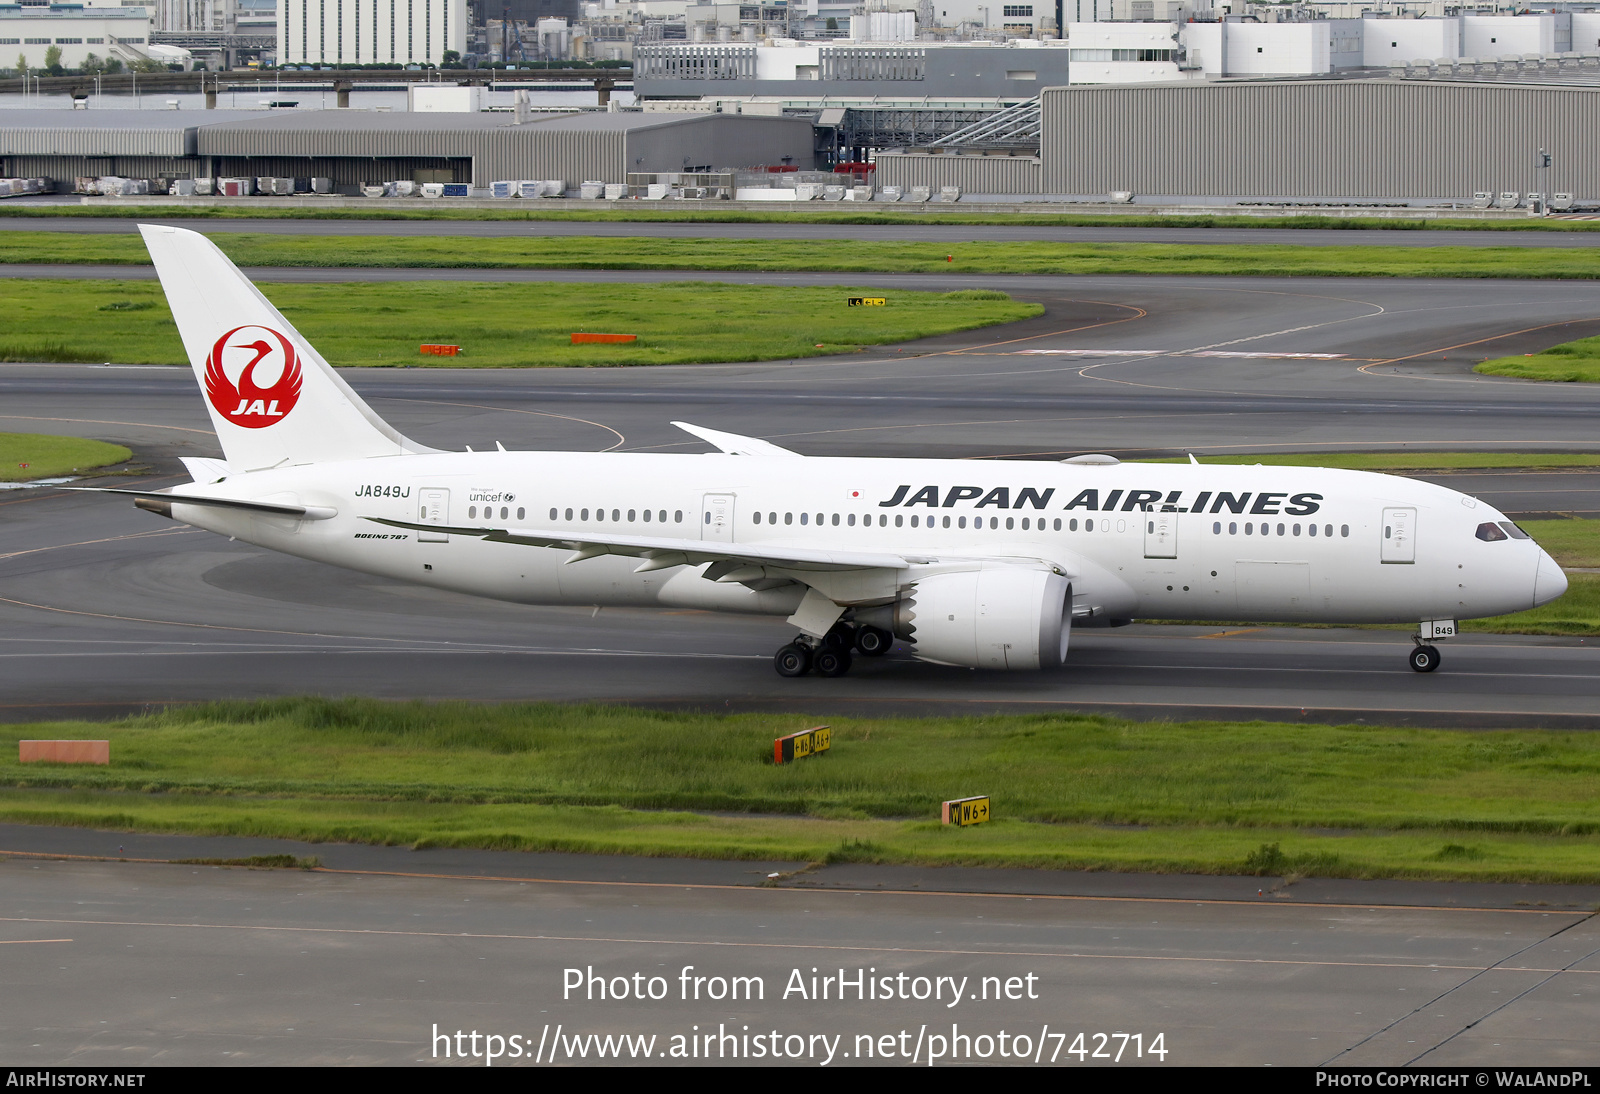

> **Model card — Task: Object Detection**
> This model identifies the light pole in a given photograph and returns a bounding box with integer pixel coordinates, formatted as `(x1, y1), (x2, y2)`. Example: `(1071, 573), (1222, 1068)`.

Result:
(1534, 147), (1552, 216)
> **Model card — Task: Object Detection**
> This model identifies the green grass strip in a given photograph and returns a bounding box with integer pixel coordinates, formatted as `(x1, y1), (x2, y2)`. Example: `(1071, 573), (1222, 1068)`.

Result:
(8, 203), (1600, 232)
(0, 432), (131, 482)
(1478, 331), (1600, 382)
(0, 279), (1038, 368)
(14, 230), (1600, 279)
(4, 700), (1599, 882)
(1145, 452), (1600, 471)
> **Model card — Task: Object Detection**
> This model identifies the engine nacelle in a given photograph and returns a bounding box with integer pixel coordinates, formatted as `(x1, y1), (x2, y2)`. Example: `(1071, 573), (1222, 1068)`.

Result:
(863, 567), (1071, 670)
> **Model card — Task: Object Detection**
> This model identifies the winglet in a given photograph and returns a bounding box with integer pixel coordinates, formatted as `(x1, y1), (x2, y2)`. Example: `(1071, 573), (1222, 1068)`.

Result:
(671, 422), (802, 457)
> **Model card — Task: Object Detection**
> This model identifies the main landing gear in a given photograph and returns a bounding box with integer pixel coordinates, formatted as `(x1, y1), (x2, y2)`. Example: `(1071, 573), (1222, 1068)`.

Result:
(773, 621), (893, 678)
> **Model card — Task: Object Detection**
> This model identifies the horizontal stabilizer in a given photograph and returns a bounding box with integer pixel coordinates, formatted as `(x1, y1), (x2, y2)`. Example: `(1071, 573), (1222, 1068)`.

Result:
(671, 422), (802, 458)
(66, 487), (336, 520)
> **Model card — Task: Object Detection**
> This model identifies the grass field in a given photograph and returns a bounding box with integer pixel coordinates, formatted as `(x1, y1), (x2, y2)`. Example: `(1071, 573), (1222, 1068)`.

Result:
(0, 279), (1039, 367)
(7, 203), (1598, 233)
(3, 699), (1599, 883)
(1478, 332), (1600, 382)
(0, 432), (131, 482)
(1147, 452), (1600, 471)
(15, 230), (1600, 280)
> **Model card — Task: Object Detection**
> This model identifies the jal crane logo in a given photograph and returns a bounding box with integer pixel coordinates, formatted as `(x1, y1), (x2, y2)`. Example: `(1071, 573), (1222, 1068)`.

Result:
(204, 325), (303, 429)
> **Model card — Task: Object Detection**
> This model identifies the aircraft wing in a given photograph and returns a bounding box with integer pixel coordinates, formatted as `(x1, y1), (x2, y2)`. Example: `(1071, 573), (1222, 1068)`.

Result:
(671, 422), (803, 458)
(66, 487), (337, 520)
(364, 516), (930, 572)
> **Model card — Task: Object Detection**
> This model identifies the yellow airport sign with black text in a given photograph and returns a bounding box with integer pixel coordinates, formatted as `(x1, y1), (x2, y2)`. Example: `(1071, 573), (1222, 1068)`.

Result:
(774, 726), (832, 764)
(942, 795), (991, 826)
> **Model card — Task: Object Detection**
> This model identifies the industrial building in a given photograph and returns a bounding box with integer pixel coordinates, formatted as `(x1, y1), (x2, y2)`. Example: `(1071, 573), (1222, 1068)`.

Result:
(876, 78), (1600, 204)
(0, 107), (814, 192)
(274, 0), (466, 66)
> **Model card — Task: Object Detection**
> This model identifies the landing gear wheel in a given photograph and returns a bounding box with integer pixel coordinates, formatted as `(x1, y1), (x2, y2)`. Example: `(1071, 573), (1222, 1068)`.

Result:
(813, 647), (853, 678)
(855, 626), (892, 657)
(774, 643), (813, 677)
(1410, 644), (1441, 673)
(822, 623), (856, 649)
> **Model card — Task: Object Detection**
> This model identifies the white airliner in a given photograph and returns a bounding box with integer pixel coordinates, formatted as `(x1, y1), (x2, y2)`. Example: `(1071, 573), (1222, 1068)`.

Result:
(80, 225), (1569, 678)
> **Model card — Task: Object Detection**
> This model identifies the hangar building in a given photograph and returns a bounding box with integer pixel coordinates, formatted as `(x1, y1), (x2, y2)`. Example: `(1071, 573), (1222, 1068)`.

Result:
(0, 108), (815, 193)
(876, 78), (1600, 205)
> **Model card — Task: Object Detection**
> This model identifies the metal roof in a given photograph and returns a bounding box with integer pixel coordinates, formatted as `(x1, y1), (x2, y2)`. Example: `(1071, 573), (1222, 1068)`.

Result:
(0, 109), (261, 156)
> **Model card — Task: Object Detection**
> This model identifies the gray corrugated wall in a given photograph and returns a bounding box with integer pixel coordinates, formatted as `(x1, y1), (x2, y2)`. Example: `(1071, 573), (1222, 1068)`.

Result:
(0, 155), (201, 185)
(623, 116), (816, 176)
(1040, 80), (1600, 200)
(875, 152), (1041, 194)
(0, 126), (192, 157)
(194, 123), (626, 188)
(475, 129), (625, 188)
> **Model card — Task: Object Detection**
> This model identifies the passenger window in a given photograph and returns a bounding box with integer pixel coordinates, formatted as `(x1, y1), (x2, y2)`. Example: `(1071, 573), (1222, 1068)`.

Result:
(1069, 519), (1078, 531)
(753, 513), (762, 525)
(785, 513), (793, 525)
(517, 508), (525, 521)
(911, 515), (919, 528)
(597, 509), (605, 522)
(1213, 521), (1221, 534)
(1308, 523), (1316, 536)
(565, 508), (574, 521)
(643, 509), (652, 522)
(581, 509), (589, 520)
(1277, 523), (1285, 536)
(550, 508), (558, 521)
(1340, 524), (1348, 537)
(1475, 522), (1509, 542)
(896, 515), (904, 527)
(1006, 517), (1015, 530)
(1324, 524), (1332, 537)
(831, 513), (840, 527)
(879, 514), (887, 527)
(704, 512), (710, 524)
(958, 516), (967, 529)
(800, 513), (808, 525)
(770, 513), (777, 524)
(627, 509), (635, 522)
(1245, 522), (1253, 535)
(612, 510), (620, 522)
(674, 511), (683, 523)
(1498, 521), (1530, 540)
(1229, 522), (1237, 535)
(1292, 523), (1300, 536)
(848, 514), (856, 527)
(943, 516), (952, 529)
(1020, 518), (1028, 530)
(1053, 518), (1061, 531)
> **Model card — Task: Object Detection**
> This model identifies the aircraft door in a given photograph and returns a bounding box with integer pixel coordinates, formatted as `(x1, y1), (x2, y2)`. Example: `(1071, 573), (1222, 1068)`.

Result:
(417, 488), (450, 543)
(1381, 507), (1416, 564)
(702, 493), (736, 543)
(1144, 512), (1177, 559)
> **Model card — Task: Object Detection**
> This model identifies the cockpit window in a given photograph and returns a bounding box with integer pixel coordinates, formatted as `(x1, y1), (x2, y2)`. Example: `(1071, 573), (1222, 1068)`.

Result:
(1475, 522), (1509, 542)
(1498, 521), (1531, 540)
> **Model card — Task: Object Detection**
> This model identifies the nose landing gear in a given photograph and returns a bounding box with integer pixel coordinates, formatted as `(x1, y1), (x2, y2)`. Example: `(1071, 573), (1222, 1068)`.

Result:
(1409, 619), (1455, 673)
(1409, 644), (1441, 673)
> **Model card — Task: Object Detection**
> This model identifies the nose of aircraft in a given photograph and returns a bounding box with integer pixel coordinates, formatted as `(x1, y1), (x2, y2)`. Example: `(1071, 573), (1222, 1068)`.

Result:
(1534, 550), (1569, 608)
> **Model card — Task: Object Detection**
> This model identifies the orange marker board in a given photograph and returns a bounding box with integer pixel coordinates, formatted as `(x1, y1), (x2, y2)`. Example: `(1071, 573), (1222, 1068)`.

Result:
(571, 333), (638, 344)
(420, 344), (461, 356)
(20, 740), (110, 765)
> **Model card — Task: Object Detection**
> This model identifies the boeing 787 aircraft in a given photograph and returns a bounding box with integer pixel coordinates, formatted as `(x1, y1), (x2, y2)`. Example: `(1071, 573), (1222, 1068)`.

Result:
(77, 225), (1568, 678)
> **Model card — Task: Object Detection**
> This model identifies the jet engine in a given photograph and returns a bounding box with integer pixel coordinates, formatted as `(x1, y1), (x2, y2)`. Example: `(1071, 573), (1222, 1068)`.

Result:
(858, 567), (1071, 670)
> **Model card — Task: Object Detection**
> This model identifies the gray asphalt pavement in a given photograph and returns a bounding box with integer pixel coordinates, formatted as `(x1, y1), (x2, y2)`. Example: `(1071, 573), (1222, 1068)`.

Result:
(2, 852), (1595, 1066)
(6, 274), (1600, 723)
(6, 214), (1600, 247)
